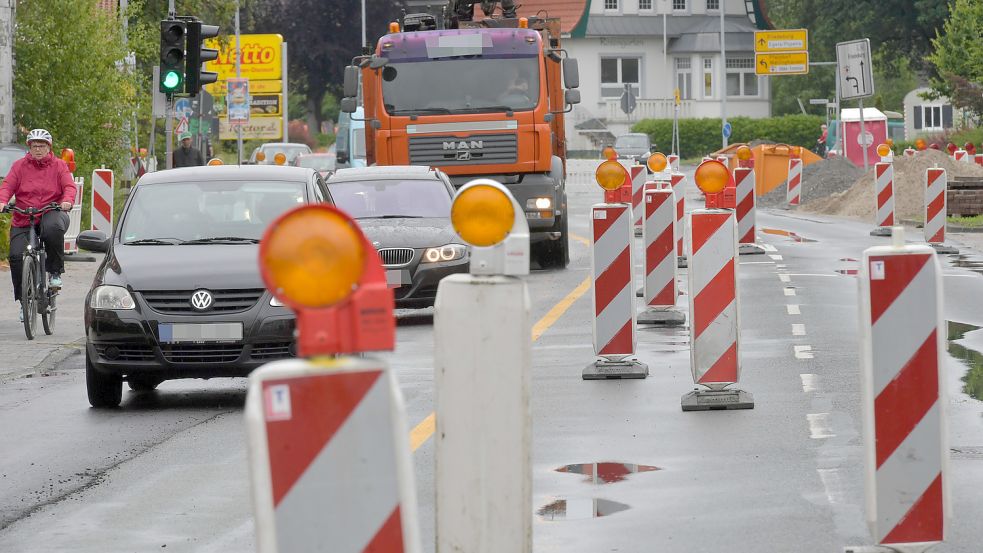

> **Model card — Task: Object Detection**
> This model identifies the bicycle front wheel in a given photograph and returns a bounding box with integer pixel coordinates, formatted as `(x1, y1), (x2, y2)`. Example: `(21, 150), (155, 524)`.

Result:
(21, 256), (38, 340)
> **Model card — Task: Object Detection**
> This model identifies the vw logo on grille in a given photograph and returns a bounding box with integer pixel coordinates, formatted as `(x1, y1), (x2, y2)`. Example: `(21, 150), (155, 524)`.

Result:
(190, 290), (214, 311)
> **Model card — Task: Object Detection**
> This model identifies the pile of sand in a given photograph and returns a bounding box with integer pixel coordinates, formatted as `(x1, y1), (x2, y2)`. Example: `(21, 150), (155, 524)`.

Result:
(801, 150), (983, 221)
(759, 156), (863, 208)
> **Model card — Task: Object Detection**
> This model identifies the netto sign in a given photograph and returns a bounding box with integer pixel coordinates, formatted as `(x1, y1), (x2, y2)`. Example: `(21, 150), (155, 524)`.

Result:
(205, 33), (284, 81)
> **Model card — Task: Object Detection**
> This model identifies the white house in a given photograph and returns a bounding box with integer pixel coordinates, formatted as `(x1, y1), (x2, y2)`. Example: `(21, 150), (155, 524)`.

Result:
(902, 87), (963, 141)
(513, 0), (774, 151)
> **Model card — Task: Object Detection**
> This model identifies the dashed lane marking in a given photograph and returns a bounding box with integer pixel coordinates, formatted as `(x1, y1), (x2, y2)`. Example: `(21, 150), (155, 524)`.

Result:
(769, 254), (784, 261)
(806, 413), (835, 439)
(794, 345), (814, 359)
(570, 233), (591, 246)
(761, 243), (778, 252)
(792, 323), (806, 336)
(784, 287), (796, 296)
(787, 304), (800, 315)
(800, 373), (820, 391)
(779, 274), (791, 283)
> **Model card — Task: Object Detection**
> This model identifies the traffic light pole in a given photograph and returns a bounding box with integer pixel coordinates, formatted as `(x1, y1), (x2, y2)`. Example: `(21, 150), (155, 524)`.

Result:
(235, 2), (243, 165)
(165, 97), (173, 169)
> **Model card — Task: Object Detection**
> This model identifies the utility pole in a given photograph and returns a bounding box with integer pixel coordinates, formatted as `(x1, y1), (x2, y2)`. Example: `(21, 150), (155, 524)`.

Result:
(235, 1), (243, 165)
(0, 0), (15, 144)
(361, 0), (367, 48)
(719, 0), (727, 149)
(165, 0), (175, 169)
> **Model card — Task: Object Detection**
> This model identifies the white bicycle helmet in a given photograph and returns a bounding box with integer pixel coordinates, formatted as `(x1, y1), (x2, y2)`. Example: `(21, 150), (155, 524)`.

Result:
(26, 128), (52, 145)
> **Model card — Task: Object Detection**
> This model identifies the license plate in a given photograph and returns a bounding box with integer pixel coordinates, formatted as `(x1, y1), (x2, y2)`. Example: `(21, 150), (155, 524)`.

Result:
(158, 323), (243, 343)
(386, 269), (410, 288)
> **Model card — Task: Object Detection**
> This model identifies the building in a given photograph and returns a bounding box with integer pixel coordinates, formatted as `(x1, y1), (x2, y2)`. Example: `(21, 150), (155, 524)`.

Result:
(902, 87), (963, 141)
(510, 0), (773, 152)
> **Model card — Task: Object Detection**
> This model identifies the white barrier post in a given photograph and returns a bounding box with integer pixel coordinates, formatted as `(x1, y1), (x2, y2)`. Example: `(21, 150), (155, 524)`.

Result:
(667, 153), (680, 173)
(630, 164), (646, 235)
(90, 168), (114, 232)
(434, 180), (532, 553)
(849, 228), (949, 553)
(734, 166), (763, 255)
(953, 149), (967, 163)
(787, 158), (802, 206)
(637, 184), (685, 326)
(670, 171), (687, 268)
(924, 168), (958, 254)
(870, 162), (895, 237)
(63, 176), (84, 254)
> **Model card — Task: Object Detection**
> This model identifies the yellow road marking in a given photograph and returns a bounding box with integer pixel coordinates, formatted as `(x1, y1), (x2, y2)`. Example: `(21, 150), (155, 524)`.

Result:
(570, 232), (590, 246)
(409, 275), (592, 452)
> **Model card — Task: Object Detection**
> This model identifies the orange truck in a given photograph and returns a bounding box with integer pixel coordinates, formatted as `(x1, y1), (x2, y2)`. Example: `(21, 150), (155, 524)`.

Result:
(340, 4), (581, 268)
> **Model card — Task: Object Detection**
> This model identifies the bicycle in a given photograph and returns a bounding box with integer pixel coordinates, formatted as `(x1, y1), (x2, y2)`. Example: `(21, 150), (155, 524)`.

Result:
(4, 203), (62, 339)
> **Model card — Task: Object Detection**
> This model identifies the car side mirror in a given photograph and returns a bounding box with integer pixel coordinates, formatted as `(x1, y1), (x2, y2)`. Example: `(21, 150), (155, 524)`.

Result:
(78, 230), (110, 253)
(565, 89), (581, 106)
(563, 58), (580, 89)
(343, 66), (359, 98)
(340, 97), (358, 114)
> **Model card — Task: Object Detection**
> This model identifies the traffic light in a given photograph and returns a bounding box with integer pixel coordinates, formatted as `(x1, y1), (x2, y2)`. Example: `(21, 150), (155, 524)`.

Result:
(159, 19), (186, 95)
(185, 20), (220, 96)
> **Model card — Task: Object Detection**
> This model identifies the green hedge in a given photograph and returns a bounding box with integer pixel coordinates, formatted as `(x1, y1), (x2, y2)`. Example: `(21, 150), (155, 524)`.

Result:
(632, 115), (826, 159)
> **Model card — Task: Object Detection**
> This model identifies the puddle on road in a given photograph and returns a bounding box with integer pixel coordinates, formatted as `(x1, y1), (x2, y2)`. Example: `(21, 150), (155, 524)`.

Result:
(951, 256), (983, 276)
(537, 498), (630, 521)
(761, 228), (818, 243)
(947, 321), (983, 401)
(555, 462), (661, 484)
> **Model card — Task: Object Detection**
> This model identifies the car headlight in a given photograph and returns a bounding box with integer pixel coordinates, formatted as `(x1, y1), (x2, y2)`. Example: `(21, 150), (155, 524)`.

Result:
(526, 197), (552, 210)
(422, 244), (468, 263)
(90, 286), (135, 310)
(270, 295), (285, 307)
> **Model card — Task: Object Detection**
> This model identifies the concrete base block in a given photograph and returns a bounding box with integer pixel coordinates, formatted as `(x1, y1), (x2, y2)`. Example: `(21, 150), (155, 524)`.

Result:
(930, 243), (959, 255)
(738, 243), (765, 255)
(681, 388), (754, 411)
(583, 360), (649, 380)
(869, 227), (893, 237)
(677, 255), (688, 268)
(637, 307), (686, 326)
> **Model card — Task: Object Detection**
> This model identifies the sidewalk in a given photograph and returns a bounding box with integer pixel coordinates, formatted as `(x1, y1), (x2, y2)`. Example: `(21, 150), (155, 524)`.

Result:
(0, 253), (102, 381)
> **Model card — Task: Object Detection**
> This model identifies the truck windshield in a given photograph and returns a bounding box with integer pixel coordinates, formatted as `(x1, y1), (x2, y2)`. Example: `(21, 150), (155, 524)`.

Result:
(381, 57), (540, 114)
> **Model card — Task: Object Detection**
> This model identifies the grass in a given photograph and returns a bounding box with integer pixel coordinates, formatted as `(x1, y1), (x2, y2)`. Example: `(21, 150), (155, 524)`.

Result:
(948, 215), (983, 228)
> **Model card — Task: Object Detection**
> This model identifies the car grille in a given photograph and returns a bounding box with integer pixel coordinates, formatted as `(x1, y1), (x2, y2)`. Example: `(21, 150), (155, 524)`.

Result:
(161, 343), (243, 364)
(140, 289), (265, 315)
(95, 343), (155, 362)
(251, 341), (296, 360)
(409, 133), (518, 166)
(378, 248), (414, 267)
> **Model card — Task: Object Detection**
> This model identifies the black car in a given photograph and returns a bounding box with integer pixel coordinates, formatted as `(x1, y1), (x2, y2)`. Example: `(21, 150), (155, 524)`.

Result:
(77, 165), (332, 408)
(327, 166), (468, 308)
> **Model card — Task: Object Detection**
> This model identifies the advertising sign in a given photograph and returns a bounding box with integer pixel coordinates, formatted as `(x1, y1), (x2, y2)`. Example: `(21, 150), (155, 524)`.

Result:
(220, 117), (283, 141)
(207, 79), (282, 96)
(227, 78), (250, 125)
(214, 94), (282, 118)
(205, 33), (283, 82)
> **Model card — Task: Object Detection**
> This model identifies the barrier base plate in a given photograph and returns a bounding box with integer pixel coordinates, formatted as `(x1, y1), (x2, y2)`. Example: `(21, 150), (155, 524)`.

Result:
(637, 307), (686, 326)
(869, 227), (893, 237)
(677, 255), (688, 268)
(844, 545), (937, 553)
(930, 243), (959, 255)
(738, 243), (766, 255)
(681, 388), (754, 411)
(583, 360), (649, 380)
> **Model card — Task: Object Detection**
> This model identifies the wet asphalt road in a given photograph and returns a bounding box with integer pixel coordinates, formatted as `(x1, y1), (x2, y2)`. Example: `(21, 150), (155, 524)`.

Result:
(1, 172), (983, 552)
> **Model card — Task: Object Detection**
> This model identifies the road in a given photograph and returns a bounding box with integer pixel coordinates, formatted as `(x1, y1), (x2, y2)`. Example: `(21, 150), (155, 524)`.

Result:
(1, 168), (982, 552)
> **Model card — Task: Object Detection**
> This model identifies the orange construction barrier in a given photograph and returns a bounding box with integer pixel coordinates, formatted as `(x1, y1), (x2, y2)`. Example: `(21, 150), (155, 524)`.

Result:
(713, 143), (822, 197)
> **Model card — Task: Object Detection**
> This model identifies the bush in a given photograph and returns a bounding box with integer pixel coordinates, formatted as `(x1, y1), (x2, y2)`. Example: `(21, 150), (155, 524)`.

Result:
(632, 115), (827, 159)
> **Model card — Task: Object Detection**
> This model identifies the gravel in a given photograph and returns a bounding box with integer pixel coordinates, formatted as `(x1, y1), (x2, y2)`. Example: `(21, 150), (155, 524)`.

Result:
(758, 156), (863, 208)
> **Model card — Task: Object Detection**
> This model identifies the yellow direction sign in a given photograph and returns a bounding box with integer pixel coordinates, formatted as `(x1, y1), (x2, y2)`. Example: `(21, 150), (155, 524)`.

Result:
(755, 52), (809, 76)
(754, 29), (808, 53)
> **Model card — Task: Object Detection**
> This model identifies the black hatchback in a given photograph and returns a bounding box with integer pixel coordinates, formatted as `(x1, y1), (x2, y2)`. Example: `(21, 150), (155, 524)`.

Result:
(78, 165), (332, 408)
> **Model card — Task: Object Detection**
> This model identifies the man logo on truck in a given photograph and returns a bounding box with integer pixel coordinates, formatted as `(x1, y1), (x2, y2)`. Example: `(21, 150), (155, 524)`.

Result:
(443, 140), (484, 150)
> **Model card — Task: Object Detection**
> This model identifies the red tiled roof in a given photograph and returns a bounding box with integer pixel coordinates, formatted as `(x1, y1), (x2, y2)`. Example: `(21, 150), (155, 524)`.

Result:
(474, 0), (589, 34)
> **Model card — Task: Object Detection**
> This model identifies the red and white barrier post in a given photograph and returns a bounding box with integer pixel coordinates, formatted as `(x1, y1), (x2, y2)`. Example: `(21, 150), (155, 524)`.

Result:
(630, 164), (646, 235)
(637, 185), (685, 326)
(851, 228), (949, 553)
(682, 161), (753, 411)
(924, 168), (958, 254)
(246, 205), (420, 553)
(585, 161), (648, 379)
(787, 157), (803, 207)
(434, 180), (532, 553)
(904, 148), (916, 157)
(870, 162), (895, 237)
(953, 149), (967, 162)
(670, 171), (687, 268)
(64, 176), (84, 254)
(734, 166), (762, 255)
(90, 168), (114, 232)
(975, 154), (983, 167)
(668, 153), (680, 173)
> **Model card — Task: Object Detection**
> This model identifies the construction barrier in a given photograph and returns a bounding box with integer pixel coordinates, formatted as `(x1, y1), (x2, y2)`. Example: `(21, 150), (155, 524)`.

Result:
(670, 172), (686, 261)
(953, 149), (968, 162)
(602, 160), (633, 205)
(976, 154), (983, 167)
(904, 148), (916, 157)
(585, 202), (647, 379)
(734, 167), (760, 254)
(681, 208), (753, 410)
(638, 185), (684, 326)
(91, 168), (114, 232)
(630, 164), (646, 231)
(856, 233), (948, 550)
(787, 158), (802, 206)
(668, 153), (679, 173)
(924, 168), (958, 254)
(870, 162), (895, 237)
(64, 176), (84, 254)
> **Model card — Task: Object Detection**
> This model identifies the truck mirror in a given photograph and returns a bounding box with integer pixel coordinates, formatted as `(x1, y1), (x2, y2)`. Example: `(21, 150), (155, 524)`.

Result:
(340, 97), (358, 114)
(343, 66), (359, 98)
(563, 58), (580, 89)
(565, 89), (581, 106)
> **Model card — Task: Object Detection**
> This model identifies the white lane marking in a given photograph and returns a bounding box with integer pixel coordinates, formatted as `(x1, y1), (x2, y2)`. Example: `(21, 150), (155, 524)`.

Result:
(787, 304), (801, 315)
(807, 413), (835, 439)
(769, 254), (784, 261)
(761, 243), (778, 252)
(535, 344), (595, 351)
(776, 264), (787, 269)
(816, 468), (848, 504)
(792, 323), (806, 336)
(779, 274), (791, 283)
(800, 373), (820, 392)
(944, 274), (977, 278)
(784, 287), (796, 296)
(794, 345), (814, 359)
(740, 261), (775, 265)
(787, 273), (839, 278)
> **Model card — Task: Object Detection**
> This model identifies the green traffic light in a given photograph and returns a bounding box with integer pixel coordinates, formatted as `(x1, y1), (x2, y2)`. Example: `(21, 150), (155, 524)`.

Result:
(162, 70), (182, 90)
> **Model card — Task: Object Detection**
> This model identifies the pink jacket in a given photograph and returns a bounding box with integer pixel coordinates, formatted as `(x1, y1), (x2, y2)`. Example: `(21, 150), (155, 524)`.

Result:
(0, 153), (77, 228)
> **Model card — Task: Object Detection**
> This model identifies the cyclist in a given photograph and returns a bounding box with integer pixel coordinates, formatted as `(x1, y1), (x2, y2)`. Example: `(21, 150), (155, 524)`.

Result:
(0, 129), (76, 321)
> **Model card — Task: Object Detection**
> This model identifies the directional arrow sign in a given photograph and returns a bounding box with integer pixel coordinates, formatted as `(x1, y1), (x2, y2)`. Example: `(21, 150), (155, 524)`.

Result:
(754, 29), (808, 53)
(836, 39), (874, 100)
(755, 52), (809, 76)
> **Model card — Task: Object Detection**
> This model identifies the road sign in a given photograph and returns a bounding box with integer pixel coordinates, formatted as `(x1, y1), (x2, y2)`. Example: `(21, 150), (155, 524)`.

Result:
(174, 98), (193, 119)
(755, 52), (809, 75)
(754, 29), (808, 53)
(174, 116), (189, 136)
(809, 98), (829, 105)
(620, 84), (637, 115)
(836, 39), (874, 100)
(722, 122), (733, 139)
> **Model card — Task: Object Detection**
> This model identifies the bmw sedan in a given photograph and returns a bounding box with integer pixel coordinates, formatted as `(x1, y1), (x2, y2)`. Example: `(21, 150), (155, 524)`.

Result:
(77, 165), (332, 408)
(327, 166), (469, 308)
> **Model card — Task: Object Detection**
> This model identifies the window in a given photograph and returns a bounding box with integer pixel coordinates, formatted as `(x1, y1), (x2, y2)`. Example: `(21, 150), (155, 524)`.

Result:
(706, 0), (719, 10)
(673, 0), (687, 10)
(915, 105), (952, 131)
(675, 57), (692, 100)
(702, 57), (714, 98)
(639, 0), (653, 9)
(604, 0), (619, 9)
(601, 57), (641, 98)
(726, 57), (759, 97)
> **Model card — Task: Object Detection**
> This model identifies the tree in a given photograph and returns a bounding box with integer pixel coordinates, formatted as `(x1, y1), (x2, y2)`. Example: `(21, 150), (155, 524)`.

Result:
(927, 0), (983, 117)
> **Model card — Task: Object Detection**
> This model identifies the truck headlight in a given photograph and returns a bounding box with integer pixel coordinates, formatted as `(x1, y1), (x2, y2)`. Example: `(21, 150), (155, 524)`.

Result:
(90, 286), (136, 310)
(526, 197), (552, 210)
(422, 244), (468, 263)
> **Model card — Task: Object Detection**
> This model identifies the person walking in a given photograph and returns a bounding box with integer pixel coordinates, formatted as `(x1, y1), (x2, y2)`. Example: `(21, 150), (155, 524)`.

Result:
(172, 132), (205, 168)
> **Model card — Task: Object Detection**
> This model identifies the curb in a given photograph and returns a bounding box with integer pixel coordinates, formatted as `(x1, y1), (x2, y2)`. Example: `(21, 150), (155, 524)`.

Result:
(0, 338), (85, 384)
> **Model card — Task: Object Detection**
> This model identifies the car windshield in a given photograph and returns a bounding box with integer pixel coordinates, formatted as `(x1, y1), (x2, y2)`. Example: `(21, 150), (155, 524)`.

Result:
(0, 149), (23, 176)
(329, 178), (451, 219)
(119, 180), (306, 243)
(382, 57), (540, 114)
(262, 145), (310, 163)
(615, 136), (649, 149)
(296, 155), (336, 172)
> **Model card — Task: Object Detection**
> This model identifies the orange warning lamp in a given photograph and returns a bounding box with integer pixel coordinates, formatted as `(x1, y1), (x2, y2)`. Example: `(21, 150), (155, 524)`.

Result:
(915, 138), (927, 151)
(694, 160), (730, 195)
(736, 145), (752, 161)
(451, 184), (515, 247)
(647, 152), (668, 173)
(602, 146), (618, 160)
(965, 142), (977, 155)
(259, 204), (394, 356)
(595, 159), (628, 191)
(256, 151), (267, 162)
(273, 152), (287, 165)
(518, 17), (529, 28)
(876, 143), (891, 157)
(389, 21), (400, 33)
(946, 142), (958, 154)
(59, 148), (76, 172)
(207, 158), (223, 166)
(885, 138), (894, 148)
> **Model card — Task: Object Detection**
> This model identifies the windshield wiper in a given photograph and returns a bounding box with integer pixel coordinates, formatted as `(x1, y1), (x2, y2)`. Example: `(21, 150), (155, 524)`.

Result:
(391, 108), (452, 115)
(356, 215), (426, 219)
(182, 236), (260, 245)
(123, 238), (180, 245)
(458, 105), (517, 114)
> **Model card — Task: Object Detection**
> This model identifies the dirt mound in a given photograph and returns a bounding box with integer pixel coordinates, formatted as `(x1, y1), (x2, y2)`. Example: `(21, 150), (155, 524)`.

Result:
(802, 149), (983, 221)
(758, 156), (863, 208)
